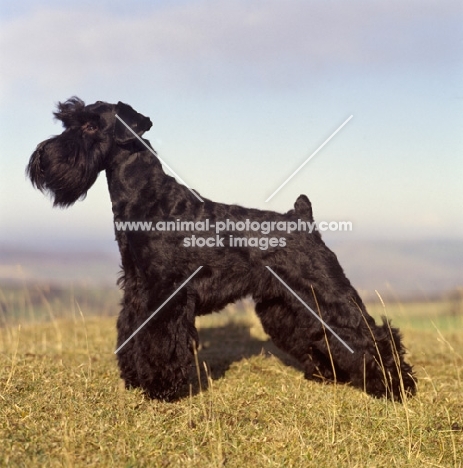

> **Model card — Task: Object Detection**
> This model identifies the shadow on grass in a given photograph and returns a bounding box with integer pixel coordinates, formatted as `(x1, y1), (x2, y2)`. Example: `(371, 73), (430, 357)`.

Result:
(176, 323), (303, 399)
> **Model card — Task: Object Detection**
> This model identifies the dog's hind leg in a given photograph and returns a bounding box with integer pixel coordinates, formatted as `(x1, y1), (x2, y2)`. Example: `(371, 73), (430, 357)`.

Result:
(255, 298), (349, 383)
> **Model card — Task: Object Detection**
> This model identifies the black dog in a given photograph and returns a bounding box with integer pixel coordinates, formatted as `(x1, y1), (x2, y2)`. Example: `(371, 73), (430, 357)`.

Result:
(27, 97), (416, 401)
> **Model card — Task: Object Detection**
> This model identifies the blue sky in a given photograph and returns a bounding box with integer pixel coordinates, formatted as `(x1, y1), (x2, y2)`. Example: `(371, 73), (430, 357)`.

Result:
(1, 0), (462, 250)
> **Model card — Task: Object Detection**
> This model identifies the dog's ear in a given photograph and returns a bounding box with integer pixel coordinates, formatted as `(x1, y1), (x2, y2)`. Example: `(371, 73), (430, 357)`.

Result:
(115, 102), (153, 144)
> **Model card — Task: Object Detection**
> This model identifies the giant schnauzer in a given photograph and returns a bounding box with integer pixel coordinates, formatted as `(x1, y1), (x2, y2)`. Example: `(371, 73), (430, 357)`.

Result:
(27, 97), (416, 401)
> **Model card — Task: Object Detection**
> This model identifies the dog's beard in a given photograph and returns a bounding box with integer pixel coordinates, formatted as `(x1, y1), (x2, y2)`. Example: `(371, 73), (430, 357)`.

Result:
(27, 134), (105, 207)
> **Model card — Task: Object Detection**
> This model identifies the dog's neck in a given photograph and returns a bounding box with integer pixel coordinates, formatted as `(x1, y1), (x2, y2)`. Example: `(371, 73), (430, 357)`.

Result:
(105, 144), (191, 219)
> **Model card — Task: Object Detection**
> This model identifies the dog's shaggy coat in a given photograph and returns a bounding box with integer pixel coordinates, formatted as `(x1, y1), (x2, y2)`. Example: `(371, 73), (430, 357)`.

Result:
(27, 98), (416, 401)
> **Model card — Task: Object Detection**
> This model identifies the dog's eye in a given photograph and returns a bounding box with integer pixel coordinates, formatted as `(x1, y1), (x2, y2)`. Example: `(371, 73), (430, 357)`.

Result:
(83, 122), (98, 132)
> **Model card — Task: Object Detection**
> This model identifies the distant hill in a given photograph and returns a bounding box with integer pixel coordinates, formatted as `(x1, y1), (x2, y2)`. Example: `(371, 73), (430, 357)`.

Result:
(0, 246), (120, 286)
(1, 238), (462, 299)
(326, 238), (463, 299)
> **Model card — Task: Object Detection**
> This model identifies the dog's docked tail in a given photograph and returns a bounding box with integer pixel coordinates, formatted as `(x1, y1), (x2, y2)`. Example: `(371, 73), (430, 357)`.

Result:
(294, 194), (314, 222)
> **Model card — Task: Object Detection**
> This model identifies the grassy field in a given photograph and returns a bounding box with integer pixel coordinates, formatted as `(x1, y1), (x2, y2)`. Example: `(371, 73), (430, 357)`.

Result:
(0, 285), (462, 467)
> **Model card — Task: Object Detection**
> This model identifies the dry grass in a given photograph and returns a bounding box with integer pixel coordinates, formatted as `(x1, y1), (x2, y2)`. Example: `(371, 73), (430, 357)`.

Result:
(0, 288), (462, 467)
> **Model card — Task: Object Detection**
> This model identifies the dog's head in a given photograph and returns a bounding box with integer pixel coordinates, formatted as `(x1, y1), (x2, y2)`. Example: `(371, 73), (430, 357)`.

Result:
(26, 97), (152, 207)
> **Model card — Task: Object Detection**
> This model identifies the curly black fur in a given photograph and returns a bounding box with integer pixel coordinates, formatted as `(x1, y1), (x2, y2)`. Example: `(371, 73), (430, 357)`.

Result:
(27, 98), (416, 401)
